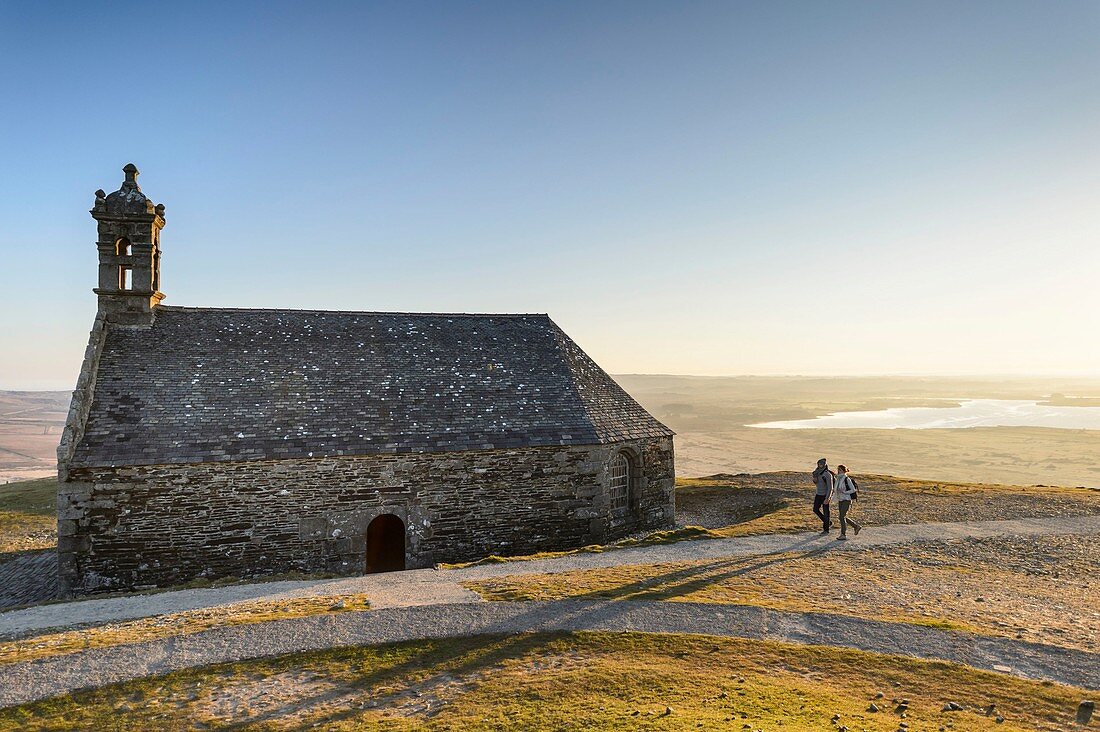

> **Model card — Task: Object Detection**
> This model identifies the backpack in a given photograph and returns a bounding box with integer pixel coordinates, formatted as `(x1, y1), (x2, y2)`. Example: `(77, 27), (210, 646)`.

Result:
(849, 476), (859, 500)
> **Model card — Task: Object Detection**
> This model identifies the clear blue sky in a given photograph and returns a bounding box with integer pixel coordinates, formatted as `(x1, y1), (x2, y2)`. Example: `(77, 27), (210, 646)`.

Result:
(1, 1), (1098, 389)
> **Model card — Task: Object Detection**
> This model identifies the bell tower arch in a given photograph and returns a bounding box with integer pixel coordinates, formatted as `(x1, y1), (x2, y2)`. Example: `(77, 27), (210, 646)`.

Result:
(91, 163), (166, 324)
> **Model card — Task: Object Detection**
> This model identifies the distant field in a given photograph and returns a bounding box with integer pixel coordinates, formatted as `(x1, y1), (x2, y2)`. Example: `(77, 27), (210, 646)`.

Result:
(618, 375), (1100, 487)
(0, 392), (67, 484)
(5, 376), (1100, 487)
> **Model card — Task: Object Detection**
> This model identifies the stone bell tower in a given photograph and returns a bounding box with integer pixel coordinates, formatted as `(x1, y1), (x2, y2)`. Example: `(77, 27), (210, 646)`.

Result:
(90, 164), (166, 324)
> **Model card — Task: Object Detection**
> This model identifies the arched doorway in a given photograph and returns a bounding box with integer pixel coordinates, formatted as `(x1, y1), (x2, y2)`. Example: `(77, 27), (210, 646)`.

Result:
(366, 514), (406, 573)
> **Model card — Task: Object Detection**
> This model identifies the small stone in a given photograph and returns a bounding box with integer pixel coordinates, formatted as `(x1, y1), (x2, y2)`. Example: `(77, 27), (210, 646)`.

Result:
(875, 692), (885, 699)
(328, 599), (346, 610)
(868, 703), (880, 713)
(663, 706), (673, 716)
(995, 715), (1004, 724)
(831, 714), (840, 722)
(1078, 700), (1095, 725)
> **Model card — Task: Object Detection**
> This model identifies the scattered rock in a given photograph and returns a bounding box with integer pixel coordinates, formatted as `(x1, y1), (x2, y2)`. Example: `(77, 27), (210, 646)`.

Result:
(875, 692), (885, 699)
(868, 703), (880, 713)
(995, 715), (1004, 723)
(942, 701), (964, 712)
(328, 600), (346, 611)
(663, 705), (673, 716)
(1077, 700), (1095, 725)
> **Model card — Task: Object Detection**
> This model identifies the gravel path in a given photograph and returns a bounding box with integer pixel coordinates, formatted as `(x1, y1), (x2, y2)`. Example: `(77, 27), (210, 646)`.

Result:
(3, 514), (1098, 638)
(2, 600), (1097, 707)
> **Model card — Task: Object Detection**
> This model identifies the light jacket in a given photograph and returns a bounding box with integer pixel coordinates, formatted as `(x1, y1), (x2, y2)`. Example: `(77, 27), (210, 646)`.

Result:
(834, 473), (857, 502)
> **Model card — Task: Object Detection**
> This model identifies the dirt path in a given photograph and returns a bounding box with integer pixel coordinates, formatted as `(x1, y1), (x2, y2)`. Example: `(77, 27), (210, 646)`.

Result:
(1, 599), (1097, 708)
(3, 515), (1099, 639)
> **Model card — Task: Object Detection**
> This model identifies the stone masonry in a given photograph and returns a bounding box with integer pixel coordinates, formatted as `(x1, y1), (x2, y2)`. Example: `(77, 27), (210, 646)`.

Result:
(60, 438), (673, 594)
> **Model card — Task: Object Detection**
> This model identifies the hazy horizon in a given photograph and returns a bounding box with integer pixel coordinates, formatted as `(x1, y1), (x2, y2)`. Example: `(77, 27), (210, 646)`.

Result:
(7, 371), (1100, 394)
(2, 1), (1098, 389)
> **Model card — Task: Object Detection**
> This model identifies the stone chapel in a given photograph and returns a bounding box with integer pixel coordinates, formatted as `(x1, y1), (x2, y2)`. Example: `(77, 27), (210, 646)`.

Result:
(57, 165), (675, 596)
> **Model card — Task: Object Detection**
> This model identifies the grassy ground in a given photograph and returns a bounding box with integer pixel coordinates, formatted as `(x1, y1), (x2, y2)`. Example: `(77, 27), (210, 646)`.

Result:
(676, 472), (1100, 537)
(0, 594), (370, 666)
(464, 534), (1098, 651)
(0, 631), (1088, 731)
(447, 472), (1100, 568)
(441, 527), (723, 569)
(0, 477), (55, 556)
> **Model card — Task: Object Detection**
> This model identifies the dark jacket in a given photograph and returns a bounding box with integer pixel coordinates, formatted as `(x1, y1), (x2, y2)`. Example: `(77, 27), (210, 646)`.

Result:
(813, 466), (835, 496)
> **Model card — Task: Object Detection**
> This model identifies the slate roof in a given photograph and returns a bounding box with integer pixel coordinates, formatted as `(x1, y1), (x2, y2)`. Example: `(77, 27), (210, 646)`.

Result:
(71, 307), (672, 468)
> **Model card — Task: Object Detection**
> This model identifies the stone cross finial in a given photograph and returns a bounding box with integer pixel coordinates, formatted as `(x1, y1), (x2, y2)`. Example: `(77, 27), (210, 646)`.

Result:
(122, 163), (140, 190)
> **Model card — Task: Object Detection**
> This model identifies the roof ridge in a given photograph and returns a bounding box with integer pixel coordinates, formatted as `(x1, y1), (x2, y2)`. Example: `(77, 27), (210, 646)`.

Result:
(547, 320), (676, 440)
(155, 306), (549, 318)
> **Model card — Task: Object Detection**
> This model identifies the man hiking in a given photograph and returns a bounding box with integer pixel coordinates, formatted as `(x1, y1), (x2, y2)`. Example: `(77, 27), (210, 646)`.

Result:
(812, 458), (834, 534)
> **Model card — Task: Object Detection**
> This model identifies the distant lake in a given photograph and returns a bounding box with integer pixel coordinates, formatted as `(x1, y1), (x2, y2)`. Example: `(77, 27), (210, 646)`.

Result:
(749, 399), (1100, 431)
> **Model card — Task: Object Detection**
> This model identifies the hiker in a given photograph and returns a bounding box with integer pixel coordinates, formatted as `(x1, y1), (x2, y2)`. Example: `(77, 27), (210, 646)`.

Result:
(833, 464), (862, 540)
(811, 458), (834, 533)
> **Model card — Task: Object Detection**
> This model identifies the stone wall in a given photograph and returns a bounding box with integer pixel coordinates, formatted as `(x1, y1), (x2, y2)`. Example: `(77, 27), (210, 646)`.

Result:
(56, 312), (107, 483)
(59, 437), (674, 595)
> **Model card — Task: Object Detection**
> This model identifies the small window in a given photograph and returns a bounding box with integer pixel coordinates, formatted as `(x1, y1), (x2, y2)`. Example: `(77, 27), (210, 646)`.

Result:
(116, 238), (132, 257)
(609, 453), (632, 515)
(120, 267), (133, 291)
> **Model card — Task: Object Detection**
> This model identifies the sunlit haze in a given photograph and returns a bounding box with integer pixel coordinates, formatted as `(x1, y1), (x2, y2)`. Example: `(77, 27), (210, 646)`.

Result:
(1, 1), (1098, 390)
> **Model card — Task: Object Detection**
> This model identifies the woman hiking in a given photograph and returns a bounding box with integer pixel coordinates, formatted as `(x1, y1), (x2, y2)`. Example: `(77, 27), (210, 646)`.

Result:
(833, 465), (862, 540)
